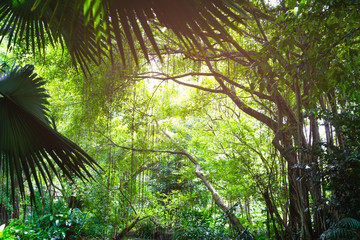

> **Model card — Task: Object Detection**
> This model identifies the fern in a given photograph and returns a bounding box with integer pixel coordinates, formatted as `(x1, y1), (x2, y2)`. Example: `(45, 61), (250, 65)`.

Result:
(337, 218), (360, 229)
(321, 218), (360, 240)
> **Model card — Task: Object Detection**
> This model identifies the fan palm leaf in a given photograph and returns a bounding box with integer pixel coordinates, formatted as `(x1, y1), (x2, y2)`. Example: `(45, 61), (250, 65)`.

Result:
(0, 0), (105, 73)
(0, 0), (249, 71)
(0, 64), (99, 202)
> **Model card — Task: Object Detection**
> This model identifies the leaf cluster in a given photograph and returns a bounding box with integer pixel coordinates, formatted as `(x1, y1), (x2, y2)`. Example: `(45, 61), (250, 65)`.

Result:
(0, 208), (87, 240)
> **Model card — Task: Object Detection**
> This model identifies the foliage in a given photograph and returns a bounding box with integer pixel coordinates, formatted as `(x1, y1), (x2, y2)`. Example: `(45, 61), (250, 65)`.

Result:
(80, 214), (115, 239)
(173, 207), (253, 240)
(320, 218), (360, 240)
(0, 64), (99, 202)
(136, 220), (156, 240)
(173, 208), (226, 240)
(296, 104), (360, 238)
(0, 0), (248, 71)
(0, 208), (87, 240)
(1, 0), (360, 239)
(310, 106), (360, 221)
(148, 155), (189, 194)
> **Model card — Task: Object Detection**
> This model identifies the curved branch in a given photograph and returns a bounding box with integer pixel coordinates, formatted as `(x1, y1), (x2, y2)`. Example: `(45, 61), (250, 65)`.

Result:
(205, 60), (278, 132)
(131, 72), (224, 94)
(154, 120), (251, 235)
(215, 72), (274, 101)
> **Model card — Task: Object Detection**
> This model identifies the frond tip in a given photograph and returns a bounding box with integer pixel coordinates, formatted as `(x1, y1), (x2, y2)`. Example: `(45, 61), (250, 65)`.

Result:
(0, 64), (99, 202)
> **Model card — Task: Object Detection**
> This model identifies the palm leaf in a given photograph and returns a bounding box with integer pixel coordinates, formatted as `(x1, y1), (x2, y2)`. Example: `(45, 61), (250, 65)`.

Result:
(0, 0), (105, 74)
(0, 64), (99, 202)
(86, 0), (250, 64)
(0, 0), (249, 71)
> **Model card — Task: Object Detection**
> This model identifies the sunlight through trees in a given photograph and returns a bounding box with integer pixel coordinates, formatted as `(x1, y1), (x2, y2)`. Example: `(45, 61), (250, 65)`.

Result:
(1, 0), (360, 239)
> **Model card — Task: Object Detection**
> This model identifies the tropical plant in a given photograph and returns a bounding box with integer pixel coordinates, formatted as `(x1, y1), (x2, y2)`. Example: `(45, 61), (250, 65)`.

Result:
(0, 64), (99, 202)
(136, 220), (156, 240)
(0, 208), (88, 240)
(315, 107), (360, 221)
(320, 218), (360, 240)
(173, 207), (253, 240)
(0, 0), (248, 71)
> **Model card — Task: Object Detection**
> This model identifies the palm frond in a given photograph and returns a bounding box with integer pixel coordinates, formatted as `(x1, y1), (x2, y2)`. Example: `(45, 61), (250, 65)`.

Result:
(0, 65), (99, 202)
(0, 0), (249, 71)
(85, 0), (250, 64)
(0, 0), (105, 74)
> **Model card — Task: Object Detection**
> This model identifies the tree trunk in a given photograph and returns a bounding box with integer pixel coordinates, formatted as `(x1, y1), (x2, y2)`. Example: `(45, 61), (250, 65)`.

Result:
(114, 217), (146, 240)
(263, 189), (291, 240)
(12, 181), (20, 220)
(309, 114), (326, 237)
(194, 163), (247, 232)
(68, 196), (82, 209)
(273, 132), (314, 239)
(0, 203), (10, 225)
(245, 196), (252, 224)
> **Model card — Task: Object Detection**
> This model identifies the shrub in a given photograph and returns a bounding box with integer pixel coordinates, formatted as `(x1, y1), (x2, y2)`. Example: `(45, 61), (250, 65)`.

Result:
(136, 220), (156, 239)
(173, 208), (248, 240)
(320, 217), (360, 240)
(0, 208), (87, 240)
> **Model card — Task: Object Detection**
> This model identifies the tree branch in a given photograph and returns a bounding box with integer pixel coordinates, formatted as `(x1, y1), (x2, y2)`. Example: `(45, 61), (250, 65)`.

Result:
(154, 120), (250, 234)
(204, 59), (278, 132)
(131, 72), (224, 94)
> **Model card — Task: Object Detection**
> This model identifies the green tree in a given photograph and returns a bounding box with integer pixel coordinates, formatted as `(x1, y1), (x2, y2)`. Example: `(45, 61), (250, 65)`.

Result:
(121, 1), (360, 238)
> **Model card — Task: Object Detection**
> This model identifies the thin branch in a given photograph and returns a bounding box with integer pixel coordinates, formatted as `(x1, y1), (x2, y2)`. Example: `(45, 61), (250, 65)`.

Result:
(94, 126), (186, 156)
(131, 72), (224, 94)
(216, 72), (274, 101)
(132, 162), (158, 179)
(252, 11), (268, 42)
(204, 59), (278, 131)
(100, 181), (139, 216)
(117, 187), (138, 216)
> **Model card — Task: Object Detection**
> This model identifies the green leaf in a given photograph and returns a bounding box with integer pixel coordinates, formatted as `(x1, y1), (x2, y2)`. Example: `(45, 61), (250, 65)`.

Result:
(2, 0), (250, 72)
(0, 65), (100, 203)
(84, 0), (92, 25)
(31, 0), (42, 11)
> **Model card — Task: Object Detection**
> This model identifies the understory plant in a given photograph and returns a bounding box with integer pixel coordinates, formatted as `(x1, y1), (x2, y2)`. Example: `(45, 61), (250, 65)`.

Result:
(320, 218), (360, 240)
(136, 220), (157, 239)
(173, 207), (252, 240)
(0, 208), (87, 240)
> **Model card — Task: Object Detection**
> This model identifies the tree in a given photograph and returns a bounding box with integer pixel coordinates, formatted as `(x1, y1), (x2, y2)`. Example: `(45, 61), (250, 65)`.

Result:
(119, 1), (360, 238)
